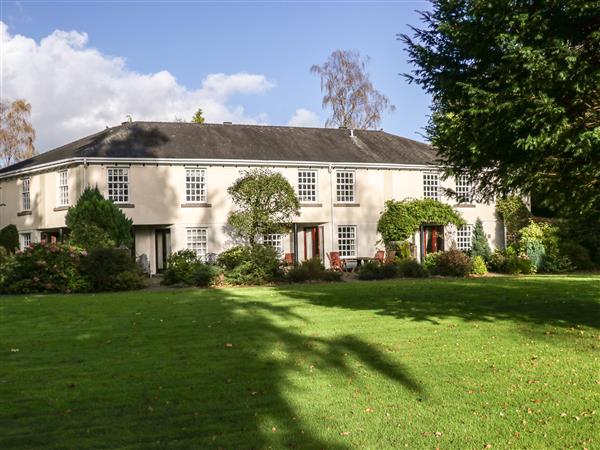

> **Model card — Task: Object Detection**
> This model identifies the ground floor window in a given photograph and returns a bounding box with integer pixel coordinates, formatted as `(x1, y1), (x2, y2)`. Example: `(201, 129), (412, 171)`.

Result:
(20, 232), (32, 249)
(456, 225), (472, 251)
(262, 234), (283, 257)
(337, 225), (357, 257)
(186, 227), (207, 258)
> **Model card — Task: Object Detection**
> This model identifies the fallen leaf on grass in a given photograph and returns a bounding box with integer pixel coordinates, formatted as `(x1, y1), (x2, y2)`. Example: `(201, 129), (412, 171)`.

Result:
(340, 431), (350, 436)
(224, 343), (233, 348)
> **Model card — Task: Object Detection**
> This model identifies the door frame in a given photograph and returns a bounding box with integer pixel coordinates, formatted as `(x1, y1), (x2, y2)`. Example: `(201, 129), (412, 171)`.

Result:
(303, 226), (321, 261)
(420, 224), (445, 260)
(154, 228), (171, 273)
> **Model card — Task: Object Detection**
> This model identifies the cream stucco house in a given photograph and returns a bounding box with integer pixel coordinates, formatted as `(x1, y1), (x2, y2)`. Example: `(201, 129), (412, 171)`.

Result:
(0, 122), (505, 273)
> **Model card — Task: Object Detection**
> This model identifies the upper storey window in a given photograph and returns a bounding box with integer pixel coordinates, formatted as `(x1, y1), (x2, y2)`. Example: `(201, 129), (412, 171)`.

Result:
(336, 170), (355, 203)
(21, 178), (31, 211)
(456, 174), (471, 203)
(423, 172), (439, 201)
(58, 170), (69, 206)
(297, 170), (317, 203)
(107, 168), (129, 203)
(185, 168), (207, 203)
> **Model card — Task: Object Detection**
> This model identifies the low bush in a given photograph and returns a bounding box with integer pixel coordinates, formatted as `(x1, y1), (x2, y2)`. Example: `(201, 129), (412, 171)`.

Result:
(434, 249), (471, 277)
(358, 261), (385, 280)
(470, 255), (487, 275)
(191, 264), (221, 287)
(487, 248), (534, 275)
(79, 247), (144, 291)
(218, 245), (251, 271)
(560, 241), (594, 270)
(163, 250), (199, 285)
(321, 270), (343, 282)
(397, 259), (429, 278)
(0, 224), (19, 253)
(423, 252), (441, 273)
(223, 245), (282, 285)
(0, 242), (90, 294)
(286, 258), (343, 283)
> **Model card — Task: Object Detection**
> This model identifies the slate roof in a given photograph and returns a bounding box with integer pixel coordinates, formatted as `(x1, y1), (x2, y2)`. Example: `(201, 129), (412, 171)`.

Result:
(0, 122), (436, 174)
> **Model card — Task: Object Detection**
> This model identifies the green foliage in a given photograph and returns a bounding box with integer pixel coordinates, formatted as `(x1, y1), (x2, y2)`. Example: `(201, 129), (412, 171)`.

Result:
(471, 218), (491, 261)
(191, 108), (205, 124)
(397, 259), (429, 278)
(0, 242), (89, 294)
(560, 241), (594, 271)
(377, 199), (463, 245)
(358, 261), (387, 280)
(470, 255), (488, 276)
(401, 1), (600, 223)
(224, 244), (282, 285)
(79, 248), (143, 292)
(191, 264), (221, 288)
(434, 250), (471, 277)
(496, 196), (531, 246)
(488, 247), (535, 275)
(217, 245), (251, 271)
(0, 224), (19, 253)
(163, 250), (200, 285)
(66, 187), (133, 249)
(518, 220), (574, 273)
(423, 252), (441, 273)
(227, 169), (300, 245)
(286, 258), (341, 283)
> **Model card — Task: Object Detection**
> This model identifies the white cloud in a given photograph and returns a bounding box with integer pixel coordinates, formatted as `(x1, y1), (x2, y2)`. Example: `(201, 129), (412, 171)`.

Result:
(0, 22), (275, 151)
(287, 108), (321, 128)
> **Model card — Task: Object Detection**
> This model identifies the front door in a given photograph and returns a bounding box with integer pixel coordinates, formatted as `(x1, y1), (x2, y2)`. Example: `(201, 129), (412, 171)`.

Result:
(303, 226), (321, 260)
(422, 225), (444, 257)
(155, 229), (171, 272)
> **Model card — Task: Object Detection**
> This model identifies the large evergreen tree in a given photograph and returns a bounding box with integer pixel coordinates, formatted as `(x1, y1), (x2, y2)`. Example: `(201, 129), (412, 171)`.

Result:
(401, 1), (599, 222)
(470, 218), (491, 260)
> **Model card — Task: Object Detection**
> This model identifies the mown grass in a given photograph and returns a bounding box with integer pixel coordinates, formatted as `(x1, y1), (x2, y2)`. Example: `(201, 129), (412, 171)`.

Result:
(1, 275), (598, 449)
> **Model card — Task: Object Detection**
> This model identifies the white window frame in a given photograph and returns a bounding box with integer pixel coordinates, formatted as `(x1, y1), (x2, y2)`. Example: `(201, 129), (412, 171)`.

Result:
(297, 169), (318, 203)
(456, 174), (471, 204)
(57, 170), (69, 207)
(107, 167), (129, 204)
(20, 232), (32, 249)
(337, 225), (357, 258)
(423, 172), (439, 201)
(186, 227), (208, 259)
(262, 233), (284, 257)
(21, 177), (31, 211)
(336, 170), (355, 203)
(456, 225), (473, 251)
(185, 168), (207, 203)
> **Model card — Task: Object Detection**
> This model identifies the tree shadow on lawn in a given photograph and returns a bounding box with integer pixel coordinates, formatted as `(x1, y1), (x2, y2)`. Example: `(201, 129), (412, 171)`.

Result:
(275, 276), (600, 330)
(0, 287), (423, 450)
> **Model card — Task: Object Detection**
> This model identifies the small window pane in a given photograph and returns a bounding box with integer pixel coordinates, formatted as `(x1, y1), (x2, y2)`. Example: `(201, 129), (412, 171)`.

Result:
(457, 225), (472, 251)
(336, 171), (355, 203)
(185, 168), (207, 203)
(187, 228), (207, 258)
(423, 173), (439, 200)
(298, 170), (317, 202)
(107, 168), (129, 203)
(338, 225), (357, 257)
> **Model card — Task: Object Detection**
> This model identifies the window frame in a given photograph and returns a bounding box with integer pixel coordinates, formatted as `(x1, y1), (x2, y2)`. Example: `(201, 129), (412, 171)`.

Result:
(262, 233), (284, 257)
(337, 225), (357, 258)
(57, 170), (69, 207)
(335, 170), (356, 203)
(186, 227), (208, 259)
(107, 167), (129, 204)
(423, 172), (439, 201)
(456, 174), (472, 204)
(21, 177), (31, 212)
(297, 169), (318, 203)
(456, 224), (473, 251)
(20, 232), (32, 249)
(185, 168), (208, 204)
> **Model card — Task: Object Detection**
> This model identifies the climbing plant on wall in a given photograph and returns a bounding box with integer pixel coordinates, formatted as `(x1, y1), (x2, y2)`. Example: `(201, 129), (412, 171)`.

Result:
(377, 199), (464, 246)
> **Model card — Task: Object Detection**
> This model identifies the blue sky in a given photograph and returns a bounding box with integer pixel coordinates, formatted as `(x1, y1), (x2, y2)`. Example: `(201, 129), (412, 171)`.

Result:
(1, 1), (432, 151)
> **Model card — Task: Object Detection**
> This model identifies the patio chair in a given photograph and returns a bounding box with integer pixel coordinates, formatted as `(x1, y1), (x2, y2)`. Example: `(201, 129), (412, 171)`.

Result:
(385, 250), (396, 264)
(374, 250), (385, 264)
(327, 251), (346, 272)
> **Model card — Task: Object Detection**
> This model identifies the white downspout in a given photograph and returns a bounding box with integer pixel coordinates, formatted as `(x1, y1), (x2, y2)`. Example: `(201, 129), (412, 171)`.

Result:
(329, 163), (334, 265)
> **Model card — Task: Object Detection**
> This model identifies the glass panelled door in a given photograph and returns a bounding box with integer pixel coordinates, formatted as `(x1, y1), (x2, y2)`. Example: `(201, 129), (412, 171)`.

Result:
(303, 226), (321, 260)
(155, 229), (171, 272)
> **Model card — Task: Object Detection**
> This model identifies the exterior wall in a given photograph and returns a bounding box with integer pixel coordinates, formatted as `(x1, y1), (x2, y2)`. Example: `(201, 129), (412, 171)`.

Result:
(0, 161), (505, 271)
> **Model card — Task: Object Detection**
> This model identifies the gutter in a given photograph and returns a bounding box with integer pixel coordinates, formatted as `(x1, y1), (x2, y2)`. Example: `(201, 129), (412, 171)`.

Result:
(0, 157), (436, 180)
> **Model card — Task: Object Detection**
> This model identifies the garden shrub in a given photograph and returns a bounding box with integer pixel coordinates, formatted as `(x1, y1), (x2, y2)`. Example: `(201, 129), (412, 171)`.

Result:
(321, 270), (343, 282)
(218, 245), (251, 271)
(191, 264), (221, 287)
(470, 255), (488, 275)
(471, 218), (491, 261)
(358, 261), (385, 280)
(423, 252), (441, 273)
(560, 241), (594, 270)
(286, 258), (334, 283)
(224, 245), (282, 285)
(163, 250), (200, 285)
(380, 263), (399, 279)
(487, 248), (533, 275)
(488, 250), (507, 273)
(397, 259), (429, 278)
(0, 242), (90, 294)
(79, 247), (144, 291)
(0, 224), (19, 253)
(434, 249), (471, 276)
(519, 220), (574, 273)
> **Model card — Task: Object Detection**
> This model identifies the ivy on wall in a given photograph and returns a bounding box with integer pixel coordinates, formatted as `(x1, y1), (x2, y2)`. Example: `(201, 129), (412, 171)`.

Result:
(377, 199), (464, 246)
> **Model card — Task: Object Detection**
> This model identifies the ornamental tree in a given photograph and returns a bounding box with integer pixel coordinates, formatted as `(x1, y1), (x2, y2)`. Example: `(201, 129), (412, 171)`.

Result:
(65, 187), (133, 249)
(377, 198), (463, 246)
(400, 1), (600, 222)
(227, 169), (300, 245)
(471, 218), (491, 260)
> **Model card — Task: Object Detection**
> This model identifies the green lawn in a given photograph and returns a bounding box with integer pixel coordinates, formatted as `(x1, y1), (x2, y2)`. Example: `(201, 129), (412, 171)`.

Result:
(1, 276), (598, 449)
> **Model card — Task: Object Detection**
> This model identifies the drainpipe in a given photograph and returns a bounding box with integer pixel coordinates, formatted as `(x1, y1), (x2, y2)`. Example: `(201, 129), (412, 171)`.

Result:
(328, 163), (334, 262)
(83, 158), (88, 191)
